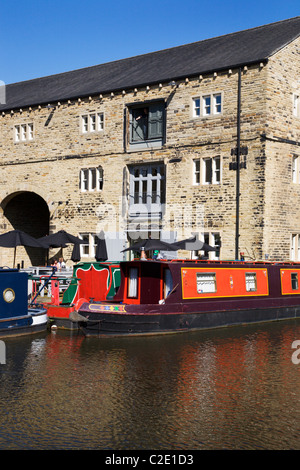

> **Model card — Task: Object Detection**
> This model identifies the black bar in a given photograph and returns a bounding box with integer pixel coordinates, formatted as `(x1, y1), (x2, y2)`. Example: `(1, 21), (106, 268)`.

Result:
(235, 68), (241, 260)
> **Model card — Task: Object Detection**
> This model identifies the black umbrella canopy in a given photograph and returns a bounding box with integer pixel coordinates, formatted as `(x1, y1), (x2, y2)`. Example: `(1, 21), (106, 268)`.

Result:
(38, 230), (84, 248)
(173, 236), (216, 252)
(95, 232), (108, 261)
(0, 230), (48, 248)
(122, 238), (179, 253)
(0, 230), (48, 268)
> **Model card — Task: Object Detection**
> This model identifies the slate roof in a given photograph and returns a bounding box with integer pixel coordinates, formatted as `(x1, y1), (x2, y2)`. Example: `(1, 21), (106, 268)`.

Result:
(1, 16), (300, 111)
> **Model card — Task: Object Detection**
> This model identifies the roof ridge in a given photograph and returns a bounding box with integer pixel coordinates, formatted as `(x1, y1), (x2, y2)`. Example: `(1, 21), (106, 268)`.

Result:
(5, 16), (300, 87)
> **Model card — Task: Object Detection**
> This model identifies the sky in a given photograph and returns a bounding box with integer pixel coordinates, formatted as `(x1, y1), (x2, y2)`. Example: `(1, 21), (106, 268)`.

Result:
(0, 0), (299, 85)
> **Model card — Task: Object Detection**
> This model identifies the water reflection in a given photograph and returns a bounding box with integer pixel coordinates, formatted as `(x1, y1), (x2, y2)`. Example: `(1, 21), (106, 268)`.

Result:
(0, 320), (300, 449)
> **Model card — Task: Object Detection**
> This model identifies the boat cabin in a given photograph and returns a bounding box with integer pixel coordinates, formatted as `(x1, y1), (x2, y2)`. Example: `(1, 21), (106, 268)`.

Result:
(113, 260), (175, 305)
(0, 267), (28, 318)
(112, 259), (300, 305)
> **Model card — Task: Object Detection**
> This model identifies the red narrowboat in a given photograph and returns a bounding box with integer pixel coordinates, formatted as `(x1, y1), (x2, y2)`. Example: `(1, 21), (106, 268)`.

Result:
(72, 259), (300, 337)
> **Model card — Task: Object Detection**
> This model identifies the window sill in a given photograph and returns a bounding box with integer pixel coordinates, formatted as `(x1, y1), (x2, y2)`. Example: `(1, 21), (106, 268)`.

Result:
(127, 139), (163, 152)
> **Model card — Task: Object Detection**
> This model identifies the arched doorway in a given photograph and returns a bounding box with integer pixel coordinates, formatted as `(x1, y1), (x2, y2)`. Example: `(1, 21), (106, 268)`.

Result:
(1, 191), (50, 266)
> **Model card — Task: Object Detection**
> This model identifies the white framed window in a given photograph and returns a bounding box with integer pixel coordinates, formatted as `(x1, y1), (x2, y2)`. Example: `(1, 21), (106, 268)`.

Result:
(292, 155), (300, 183)
(128, 267), (138, 298)
(193, 156), (221, 185)
(193, 232), (221, 260)
(214, 93), (222, 114)
(193, 93), (222, 118)
(293, 93), (300, 118)
(194, 159), (200, 184)
(80, 166), (103, 192)
(129, 164), (165, 216)
(193, 98), (200, 117)
(203, 95), (211, 116)
(81, 112), (104, 133)
(291, 234), (300, 261)
(196, 273), (216, 293)
(245, 273), (257, 292)
(14, 123), (34, 142)
(15, 126), (20, 142)
(79, 233), (90, 257)
(79, 233), (99, 258)
(28, 123), (34, 140)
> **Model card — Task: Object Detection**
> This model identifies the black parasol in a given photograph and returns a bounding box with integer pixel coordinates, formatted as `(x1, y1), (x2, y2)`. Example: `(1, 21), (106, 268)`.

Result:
(173, 236), (216, 252)
(122, 238), (179, 253)
(95, 231), (108, 262)
(71, 243), (81, 263)
(39, 230), (85, 264)
(38, 230), (84, 247)
(0, 230), (48, 267)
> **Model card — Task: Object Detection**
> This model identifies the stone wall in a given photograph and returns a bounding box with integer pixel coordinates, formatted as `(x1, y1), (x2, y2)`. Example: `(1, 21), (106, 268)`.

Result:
(263, 37), (300, 261)
(0, 36), (299, 267)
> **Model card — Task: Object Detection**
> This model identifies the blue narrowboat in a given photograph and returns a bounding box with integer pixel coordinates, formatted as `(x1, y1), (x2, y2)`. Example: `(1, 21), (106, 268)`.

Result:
(0, 267), (47, 338)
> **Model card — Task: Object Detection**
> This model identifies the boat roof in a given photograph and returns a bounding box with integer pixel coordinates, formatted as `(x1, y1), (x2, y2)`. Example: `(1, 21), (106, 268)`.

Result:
(121, 259), (300, 268)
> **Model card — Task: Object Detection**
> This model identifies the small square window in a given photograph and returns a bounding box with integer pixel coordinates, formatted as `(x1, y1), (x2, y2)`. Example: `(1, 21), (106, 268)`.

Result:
(291, 273), (298, 290)
(81, 112), (104, 133)
(193, 156), (221, 185)
(80, 234), (90, 256)
(245, 273), (257, 292)
(80, 166), (103, 192)
(197, 273), (216, 293)
(79, 233), (99, 258)
(14, 123), (34, 142)
(193, 93), (222, 118)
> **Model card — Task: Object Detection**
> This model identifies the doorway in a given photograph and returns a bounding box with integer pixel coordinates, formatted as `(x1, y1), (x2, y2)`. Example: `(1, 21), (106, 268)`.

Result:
(1, 191), (50, 266)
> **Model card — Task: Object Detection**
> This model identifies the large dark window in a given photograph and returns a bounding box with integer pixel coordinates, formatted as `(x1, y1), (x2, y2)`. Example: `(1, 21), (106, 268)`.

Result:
(128, 101), (165, 149)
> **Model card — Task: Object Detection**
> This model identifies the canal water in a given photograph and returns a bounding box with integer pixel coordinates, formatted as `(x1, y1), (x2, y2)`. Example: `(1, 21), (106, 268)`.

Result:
(0, 319), (300, 450)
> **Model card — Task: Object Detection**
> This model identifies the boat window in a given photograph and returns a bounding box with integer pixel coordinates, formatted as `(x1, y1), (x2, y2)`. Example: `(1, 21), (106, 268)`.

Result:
(245, 273), (257, 292)
(291, 273), (299, 290)
(128, 267), (138, 298)
(164, 269), (173, 297)
(196, 273), (216, 293)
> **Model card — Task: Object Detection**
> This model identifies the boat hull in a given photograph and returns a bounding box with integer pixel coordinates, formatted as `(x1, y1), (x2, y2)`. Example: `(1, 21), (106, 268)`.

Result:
(0, 307), (48, 338)
(72, 260), (300, 337)
(75, 301), (300, 337)
(47, 305), (78, 330)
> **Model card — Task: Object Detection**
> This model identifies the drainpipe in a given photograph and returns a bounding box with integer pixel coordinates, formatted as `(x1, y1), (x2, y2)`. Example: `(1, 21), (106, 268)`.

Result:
(235, 68), (242, 260)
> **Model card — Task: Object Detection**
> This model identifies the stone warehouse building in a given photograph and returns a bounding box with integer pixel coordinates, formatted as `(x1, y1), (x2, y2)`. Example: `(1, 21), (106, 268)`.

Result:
(0, 17), (300, 267)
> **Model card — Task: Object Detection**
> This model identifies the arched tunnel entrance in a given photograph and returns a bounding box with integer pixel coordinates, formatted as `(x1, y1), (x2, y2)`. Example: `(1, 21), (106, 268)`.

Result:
(1, 191), (50, 267)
